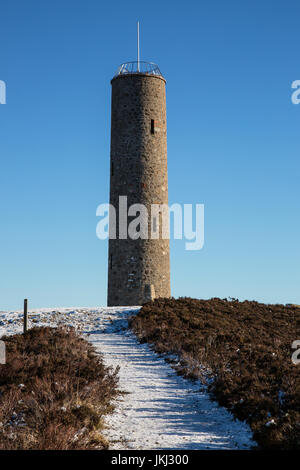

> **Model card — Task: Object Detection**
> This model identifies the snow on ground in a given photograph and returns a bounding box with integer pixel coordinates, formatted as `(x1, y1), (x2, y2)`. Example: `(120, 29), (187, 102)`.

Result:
(0, 307), (255, 450)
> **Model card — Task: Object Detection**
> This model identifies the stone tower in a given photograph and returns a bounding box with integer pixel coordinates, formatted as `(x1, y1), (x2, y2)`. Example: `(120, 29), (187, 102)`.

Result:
(107, 61), (171, 306)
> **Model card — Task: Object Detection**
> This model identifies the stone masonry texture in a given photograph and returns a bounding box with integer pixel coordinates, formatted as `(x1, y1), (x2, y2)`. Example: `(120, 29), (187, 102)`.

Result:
(107, 72), (171, 306)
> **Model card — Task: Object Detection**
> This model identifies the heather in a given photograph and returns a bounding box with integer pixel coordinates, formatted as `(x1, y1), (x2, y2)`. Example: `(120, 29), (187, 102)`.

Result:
(130, 297), (300, 449)
(0, 327), (119, 449)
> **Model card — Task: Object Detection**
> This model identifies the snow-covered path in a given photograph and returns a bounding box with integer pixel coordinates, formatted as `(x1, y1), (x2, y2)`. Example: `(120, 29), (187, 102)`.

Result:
(0, 307), (254, 450)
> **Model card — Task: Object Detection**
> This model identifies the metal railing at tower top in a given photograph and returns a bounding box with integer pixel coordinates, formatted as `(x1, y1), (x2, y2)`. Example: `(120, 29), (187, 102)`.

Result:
(114, 61), (163, 77)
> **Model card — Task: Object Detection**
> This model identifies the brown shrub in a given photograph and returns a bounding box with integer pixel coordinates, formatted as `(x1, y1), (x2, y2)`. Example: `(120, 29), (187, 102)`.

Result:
(129, 297), (300, 449)
(0, 327), (119, 449)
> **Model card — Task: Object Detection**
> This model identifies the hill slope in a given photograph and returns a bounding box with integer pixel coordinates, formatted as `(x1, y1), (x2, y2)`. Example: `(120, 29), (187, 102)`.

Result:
(130, 297), (300, 449)
(0, 306), (254, 449)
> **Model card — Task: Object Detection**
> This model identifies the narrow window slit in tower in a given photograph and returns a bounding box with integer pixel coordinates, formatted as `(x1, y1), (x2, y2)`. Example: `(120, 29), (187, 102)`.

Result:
(151, 119), (155, 134)
(153, 216), (157, 233)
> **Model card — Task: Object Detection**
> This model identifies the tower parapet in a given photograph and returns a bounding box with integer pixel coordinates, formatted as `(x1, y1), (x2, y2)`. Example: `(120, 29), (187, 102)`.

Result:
(114, 61), (163, 78)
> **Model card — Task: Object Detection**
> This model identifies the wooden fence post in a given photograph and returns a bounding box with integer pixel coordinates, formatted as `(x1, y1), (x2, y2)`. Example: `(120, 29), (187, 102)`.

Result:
(24, 299), (28, 333)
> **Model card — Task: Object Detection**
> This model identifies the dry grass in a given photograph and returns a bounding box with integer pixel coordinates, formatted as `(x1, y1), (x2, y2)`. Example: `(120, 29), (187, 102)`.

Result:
(129, 297), (300, 449)
(0, 327), (119, 449)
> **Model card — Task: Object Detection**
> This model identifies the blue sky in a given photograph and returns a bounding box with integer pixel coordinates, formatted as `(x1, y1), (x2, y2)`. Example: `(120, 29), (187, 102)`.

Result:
(0, 0), (299, 309)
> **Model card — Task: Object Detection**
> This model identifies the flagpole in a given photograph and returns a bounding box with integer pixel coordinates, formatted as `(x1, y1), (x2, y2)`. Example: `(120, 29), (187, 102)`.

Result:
(137, 21), (140, 72)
